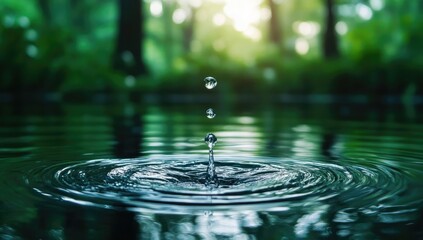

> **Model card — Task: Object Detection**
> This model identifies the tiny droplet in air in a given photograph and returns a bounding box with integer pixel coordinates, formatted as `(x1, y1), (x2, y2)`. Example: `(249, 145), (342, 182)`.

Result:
(204, 76), (217, 89)
(206, 108), (216, 119)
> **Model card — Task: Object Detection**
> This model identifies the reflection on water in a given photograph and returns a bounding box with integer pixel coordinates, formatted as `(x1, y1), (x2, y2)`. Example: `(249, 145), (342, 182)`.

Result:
(1, 101), (423, 239)
(112, 104), (143, 158)
(320, 132), (338, 159)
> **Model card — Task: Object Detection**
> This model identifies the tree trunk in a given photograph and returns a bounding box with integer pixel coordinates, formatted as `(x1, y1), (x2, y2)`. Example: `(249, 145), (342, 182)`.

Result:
(323, 0), (339, 58)
(113, 0), (147, 76)
(267, 0), (282, 45)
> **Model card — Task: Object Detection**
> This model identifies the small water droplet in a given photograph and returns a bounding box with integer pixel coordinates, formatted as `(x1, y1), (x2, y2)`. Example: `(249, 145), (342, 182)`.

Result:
(204, 133), (217, 149)
(204, 76), (217, 89)
(205, 108), (216, 119)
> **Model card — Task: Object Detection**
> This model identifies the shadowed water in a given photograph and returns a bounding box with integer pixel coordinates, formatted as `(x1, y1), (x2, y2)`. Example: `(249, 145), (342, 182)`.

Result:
(1, 101), (423, 239)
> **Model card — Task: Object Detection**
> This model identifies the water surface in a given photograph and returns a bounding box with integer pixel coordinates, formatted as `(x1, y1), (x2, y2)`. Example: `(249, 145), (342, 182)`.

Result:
(1, 101), (423, 239)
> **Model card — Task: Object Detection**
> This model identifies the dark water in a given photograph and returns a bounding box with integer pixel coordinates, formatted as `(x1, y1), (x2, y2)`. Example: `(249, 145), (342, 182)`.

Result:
(1, 100), (423, 239)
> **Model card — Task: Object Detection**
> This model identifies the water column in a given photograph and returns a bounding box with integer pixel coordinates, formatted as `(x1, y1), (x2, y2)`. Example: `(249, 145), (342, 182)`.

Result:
(204, 77), (218, 187)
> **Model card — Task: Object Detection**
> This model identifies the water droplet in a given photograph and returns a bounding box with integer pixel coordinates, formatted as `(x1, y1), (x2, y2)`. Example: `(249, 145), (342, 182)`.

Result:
(204, 133), (217, 149)
(205, 108), (216, 119)
(204, 76), (217, 89)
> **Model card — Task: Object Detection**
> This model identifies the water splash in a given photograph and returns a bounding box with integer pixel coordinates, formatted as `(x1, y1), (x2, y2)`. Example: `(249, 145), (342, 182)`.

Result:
(25, 155), (409, 213)
(204, 77), (217, 89)
(204, 133), (218, 187)
(206, 108), (216, 119)
(204, 133), (217, 149)
(204, 76), (218, 187)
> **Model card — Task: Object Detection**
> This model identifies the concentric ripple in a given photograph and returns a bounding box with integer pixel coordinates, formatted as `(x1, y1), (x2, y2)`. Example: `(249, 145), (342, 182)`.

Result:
(25, 154), (407, 212)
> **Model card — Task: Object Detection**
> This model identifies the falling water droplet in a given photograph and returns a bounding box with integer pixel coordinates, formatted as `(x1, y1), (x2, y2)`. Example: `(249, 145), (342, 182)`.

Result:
(204, 76), (217, 89)
(204, 133), (217, 149)
(203, 77), (218, 187)
(206, 108), (216, 119)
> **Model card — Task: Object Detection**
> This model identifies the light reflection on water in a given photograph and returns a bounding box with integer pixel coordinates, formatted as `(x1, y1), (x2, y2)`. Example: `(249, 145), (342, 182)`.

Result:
(0, 102), (423, 239)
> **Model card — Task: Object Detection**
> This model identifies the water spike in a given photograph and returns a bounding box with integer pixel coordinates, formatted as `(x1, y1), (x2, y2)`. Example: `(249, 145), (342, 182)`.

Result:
(206, 147), (218, 188)
(204, 133), (218, 187)
(204, 133), (217, 149)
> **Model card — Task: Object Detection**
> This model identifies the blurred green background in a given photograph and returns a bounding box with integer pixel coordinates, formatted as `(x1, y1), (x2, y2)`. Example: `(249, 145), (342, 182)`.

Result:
(0, 0), (422, 99)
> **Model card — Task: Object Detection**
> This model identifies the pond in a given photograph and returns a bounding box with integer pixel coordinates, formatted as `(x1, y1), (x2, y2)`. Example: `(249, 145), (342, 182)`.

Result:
(0, 99), (423, 239)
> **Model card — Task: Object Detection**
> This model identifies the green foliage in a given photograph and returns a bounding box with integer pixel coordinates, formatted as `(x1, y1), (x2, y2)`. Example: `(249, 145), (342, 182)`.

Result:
(0, 18), (65, 92)
(0, 0), (422, 98)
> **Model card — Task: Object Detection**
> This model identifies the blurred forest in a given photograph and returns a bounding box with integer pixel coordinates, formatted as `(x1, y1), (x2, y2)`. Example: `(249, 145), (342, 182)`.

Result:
(0, 0), (422, 99)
